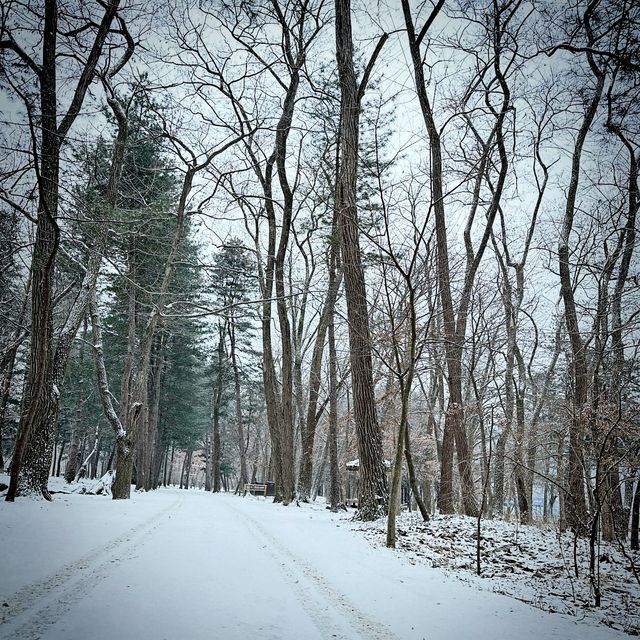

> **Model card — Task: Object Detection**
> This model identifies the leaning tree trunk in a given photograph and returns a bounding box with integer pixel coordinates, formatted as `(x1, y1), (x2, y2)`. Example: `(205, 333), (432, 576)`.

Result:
(110, 125), (246, 499)
(387, 384), (408, 548)
(404, 420), (429, 521)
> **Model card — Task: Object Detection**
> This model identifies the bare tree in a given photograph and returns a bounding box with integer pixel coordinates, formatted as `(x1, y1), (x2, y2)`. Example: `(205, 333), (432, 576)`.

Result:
(402, 0), (516, 515)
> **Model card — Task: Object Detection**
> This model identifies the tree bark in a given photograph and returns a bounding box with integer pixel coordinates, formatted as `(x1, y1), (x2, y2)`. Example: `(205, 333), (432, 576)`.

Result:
(631, 472), (640, 550)
(228, 317), (248, 488)
(328, 315), (340, 511)
(119, 235), (137, 431)
(335, 0), (389, 521)
(404, 421), (429, 521)
(211, 323), (224, 493)
(7, 0), (122, 501)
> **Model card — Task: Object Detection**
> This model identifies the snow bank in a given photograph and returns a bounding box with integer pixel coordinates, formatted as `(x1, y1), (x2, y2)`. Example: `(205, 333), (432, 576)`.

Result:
(352, 509), (640, 636)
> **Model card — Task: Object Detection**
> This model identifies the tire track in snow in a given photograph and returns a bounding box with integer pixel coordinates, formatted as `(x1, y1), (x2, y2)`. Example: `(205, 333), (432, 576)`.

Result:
(224, 500), (348, 640)
(0, 495), (183, 639)
(224, 499), (399, 640)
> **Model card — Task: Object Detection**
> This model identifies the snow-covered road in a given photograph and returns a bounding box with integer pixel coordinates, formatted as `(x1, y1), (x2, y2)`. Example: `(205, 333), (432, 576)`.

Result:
(0, 486), (628, 639)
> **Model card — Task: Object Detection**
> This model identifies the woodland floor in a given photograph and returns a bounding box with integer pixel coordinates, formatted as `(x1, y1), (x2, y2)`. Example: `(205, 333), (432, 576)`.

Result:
(0, 476), (634, 640)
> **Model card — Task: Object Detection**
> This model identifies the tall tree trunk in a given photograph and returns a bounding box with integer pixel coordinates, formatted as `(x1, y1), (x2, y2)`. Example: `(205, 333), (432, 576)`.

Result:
(335, 0), (389, 521)
(272, 76), (301, 507)
(65, 317), (88, 483)
(404, 421), (429, 521)
(401, 0), (474, 517)
(631, 472), (640, 550)
(143, 334), (164, 491)
(183, 450), (192, 490)
(228, 318), (248, 488)
(402, 0), (512, 517)
(119, 235), (137, 430)
(299, 230), (342, 500)
(55, 440), (65, 477)
(0, 273), (31, 471)
(328, 315), (340, 512)
(167, 445), (175, 486)
(557, 23), (605, 532)
(608, 103), (638, 541)
(7, 0), (122, 501)
(7, 0), (63, 500)
(211, 324), (224, 493)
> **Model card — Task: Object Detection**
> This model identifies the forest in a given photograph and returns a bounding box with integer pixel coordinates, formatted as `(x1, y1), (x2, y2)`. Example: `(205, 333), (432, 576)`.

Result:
(0, 0), (639, 631)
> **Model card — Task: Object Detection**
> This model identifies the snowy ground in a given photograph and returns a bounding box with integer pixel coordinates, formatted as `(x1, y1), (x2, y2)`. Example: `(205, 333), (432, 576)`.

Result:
(353, 510), (640, 636)
(0, 477), (633, 640)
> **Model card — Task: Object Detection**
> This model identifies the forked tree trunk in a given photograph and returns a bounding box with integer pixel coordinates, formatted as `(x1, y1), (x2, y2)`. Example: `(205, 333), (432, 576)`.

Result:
(402, 0), (511, 518)
(299, 231), (342, 500)
(557, 22), (605, 532)
(401, 0), (475, 517)
(404, 421), (429, 521)
(7, 0), (122, 501)
(110, 127), (246, 499)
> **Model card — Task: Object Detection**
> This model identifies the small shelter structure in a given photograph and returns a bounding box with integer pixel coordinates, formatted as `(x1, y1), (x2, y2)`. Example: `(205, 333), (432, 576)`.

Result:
(344, 458), (394, 507)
